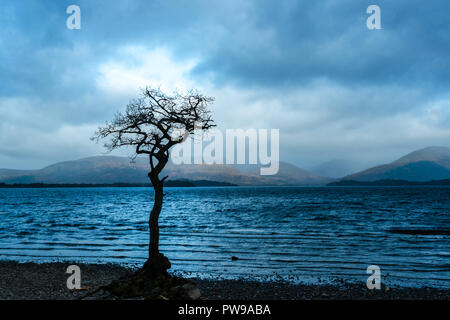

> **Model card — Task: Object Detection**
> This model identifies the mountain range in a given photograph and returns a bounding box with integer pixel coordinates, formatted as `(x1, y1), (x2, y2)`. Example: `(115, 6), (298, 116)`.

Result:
(0, 157), (328, 186)
(342, 146), (450, 182)
(0, 146), (449, 185)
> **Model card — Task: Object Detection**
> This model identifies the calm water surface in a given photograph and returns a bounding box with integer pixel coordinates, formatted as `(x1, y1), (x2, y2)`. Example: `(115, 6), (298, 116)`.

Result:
(0, 186), (449, 288)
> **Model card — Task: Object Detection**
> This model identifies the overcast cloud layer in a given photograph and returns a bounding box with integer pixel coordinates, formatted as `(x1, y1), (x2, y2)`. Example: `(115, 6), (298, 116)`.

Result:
(0, 0), (449, 170)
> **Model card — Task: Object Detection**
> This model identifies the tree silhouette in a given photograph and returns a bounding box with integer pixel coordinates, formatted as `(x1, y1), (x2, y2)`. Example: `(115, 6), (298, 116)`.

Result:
(93, 87), (215, 276)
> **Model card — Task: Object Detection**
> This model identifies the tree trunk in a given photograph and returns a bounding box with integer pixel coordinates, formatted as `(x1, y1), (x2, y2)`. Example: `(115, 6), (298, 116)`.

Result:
(149, 182), (163, 257)
(143, 170), (171, 277)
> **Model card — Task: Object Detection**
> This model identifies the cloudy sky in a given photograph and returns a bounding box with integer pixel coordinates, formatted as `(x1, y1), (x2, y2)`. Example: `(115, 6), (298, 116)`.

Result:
(1, 0), (449, 171)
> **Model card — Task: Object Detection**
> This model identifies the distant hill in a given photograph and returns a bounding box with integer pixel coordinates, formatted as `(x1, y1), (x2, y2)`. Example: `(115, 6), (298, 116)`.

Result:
(394, 146), (450, 168)
(310, 159), (366, 179)
(0, 179), (237, 188)
(342, 146), (450, 182)
(0, 169), (32, 181)
(328, 179), (450, 186)
(0, 156), (329, 186)
(231, 162), (329, 185)
(0, 157), (149, 184)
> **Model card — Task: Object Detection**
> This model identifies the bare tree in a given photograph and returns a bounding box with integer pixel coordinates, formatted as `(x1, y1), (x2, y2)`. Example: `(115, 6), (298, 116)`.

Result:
(93, 87), (215, 277)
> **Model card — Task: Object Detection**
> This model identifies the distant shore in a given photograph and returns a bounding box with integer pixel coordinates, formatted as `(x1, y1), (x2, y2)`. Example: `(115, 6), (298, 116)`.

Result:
(0, 261), (448, 300)
(327, 179), (450, 186)
(0, 180), (237, 188)
(3, 179), (450, 188)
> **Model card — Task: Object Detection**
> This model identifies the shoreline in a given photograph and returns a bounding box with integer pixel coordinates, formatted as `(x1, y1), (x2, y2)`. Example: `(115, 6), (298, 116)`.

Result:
(0, 261), (448, 300)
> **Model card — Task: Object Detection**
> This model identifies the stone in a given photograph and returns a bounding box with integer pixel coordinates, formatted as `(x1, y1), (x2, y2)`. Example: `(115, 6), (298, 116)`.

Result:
(182, 283), (201, 300)
(151, 286), (161, 295)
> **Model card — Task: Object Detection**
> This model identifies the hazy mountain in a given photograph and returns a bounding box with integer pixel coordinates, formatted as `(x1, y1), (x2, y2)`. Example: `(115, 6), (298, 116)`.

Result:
(310, 159), (367, 179)
(0, 157), (149, 184)
(393, 146), (450, 168)
(0, 169), (31, 180)
(3, 147), (449, 185)
(231, 162), (329, 185)
(0, 156), (329, 186)
(343, 146), (450, 181)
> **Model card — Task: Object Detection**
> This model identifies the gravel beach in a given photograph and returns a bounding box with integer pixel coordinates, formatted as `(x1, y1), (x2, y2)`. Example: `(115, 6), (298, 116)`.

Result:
(0, 261), (448, 300)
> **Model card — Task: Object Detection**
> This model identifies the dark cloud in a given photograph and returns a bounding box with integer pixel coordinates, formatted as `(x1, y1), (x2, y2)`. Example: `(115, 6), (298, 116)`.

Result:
(3, 0), (450, 92)
(189, 0), (450, 90)
(0, 0), (449, 169)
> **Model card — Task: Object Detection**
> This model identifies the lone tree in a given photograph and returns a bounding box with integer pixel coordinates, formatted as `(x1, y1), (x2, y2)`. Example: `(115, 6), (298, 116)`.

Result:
(93, 87), (215, 277)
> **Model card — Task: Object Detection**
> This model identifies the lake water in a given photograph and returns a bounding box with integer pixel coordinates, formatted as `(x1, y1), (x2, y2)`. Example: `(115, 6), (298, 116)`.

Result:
(0, 186), (449, 288)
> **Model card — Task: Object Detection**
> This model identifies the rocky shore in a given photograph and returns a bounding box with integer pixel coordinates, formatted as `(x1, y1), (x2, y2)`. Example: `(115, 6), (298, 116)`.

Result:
(0, 261), (448, 300)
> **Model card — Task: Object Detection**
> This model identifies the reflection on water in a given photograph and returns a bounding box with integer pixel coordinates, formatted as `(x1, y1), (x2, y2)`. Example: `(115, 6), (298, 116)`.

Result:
(0, 186), (449, 288)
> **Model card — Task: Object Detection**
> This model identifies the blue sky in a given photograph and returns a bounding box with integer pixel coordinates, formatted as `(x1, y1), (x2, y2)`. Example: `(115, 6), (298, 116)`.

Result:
(0, 0), (449, 170)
